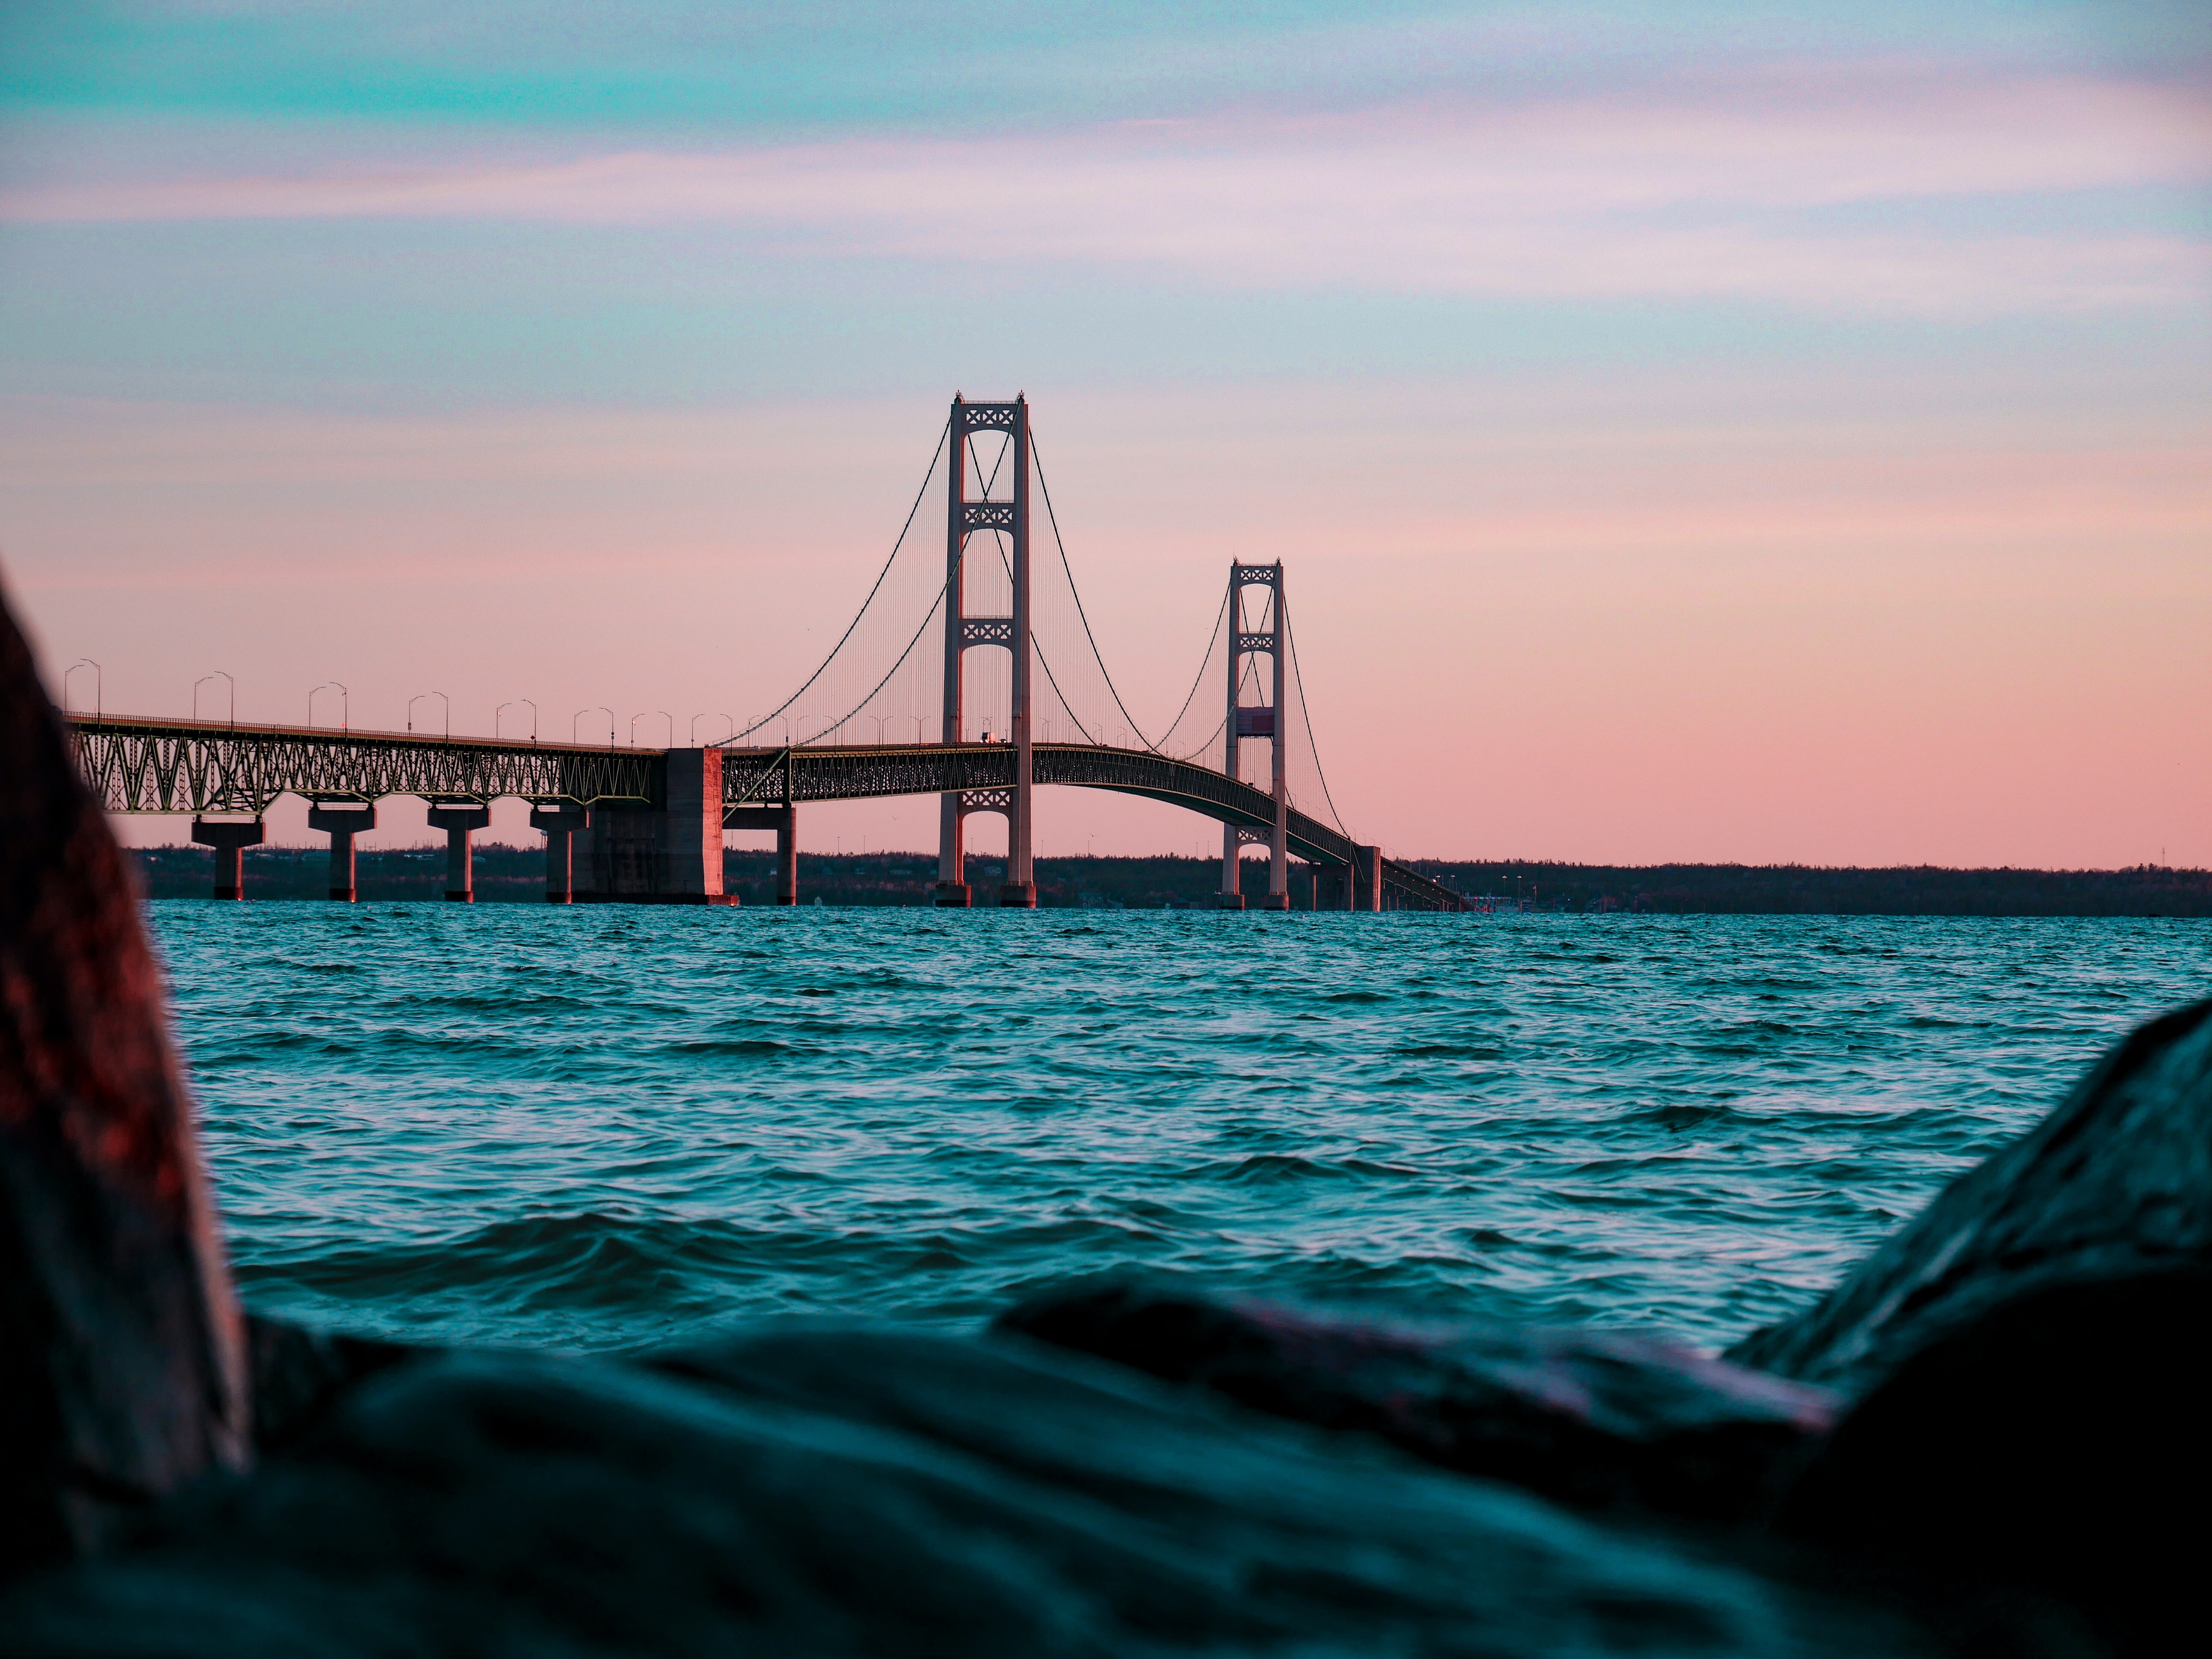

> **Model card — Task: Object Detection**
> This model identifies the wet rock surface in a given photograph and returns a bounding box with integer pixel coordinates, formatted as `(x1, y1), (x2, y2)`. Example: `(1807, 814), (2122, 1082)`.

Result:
(2, 1329), (1940, 1659)
(243, 1313), (425, 1451)
(995, 1279), (1838, 1525)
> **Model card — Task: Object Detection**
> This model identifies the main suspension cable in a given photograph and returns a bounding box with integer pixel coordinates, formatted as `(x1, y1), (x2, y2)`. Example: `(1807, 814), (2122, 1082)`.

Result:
(1286, 613), (1352, 837)
(796, 428), (1014, 748)
(987, 535), (1105, 747)
(728, 417), (949, 744)
(1030, 436), (1164, 750)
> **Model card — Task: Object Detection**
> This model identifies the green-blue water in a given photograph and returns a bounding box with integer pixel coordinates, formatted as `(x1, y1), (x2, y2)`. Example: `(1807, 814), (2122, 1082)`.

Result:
(149, 905), (2212, 1354)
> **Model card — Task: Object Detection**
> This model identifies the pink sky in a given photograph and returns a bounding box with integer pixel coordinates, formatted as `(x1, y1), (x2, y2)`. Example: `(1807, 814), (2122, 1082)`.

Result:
(3, 4), (2207, 867)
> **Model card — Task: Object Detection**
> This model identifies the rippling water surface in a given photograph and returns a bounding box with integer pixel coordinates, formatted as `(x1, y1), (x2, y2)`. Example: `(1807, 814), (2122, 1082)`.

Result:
(149, 905), (2212, 1355)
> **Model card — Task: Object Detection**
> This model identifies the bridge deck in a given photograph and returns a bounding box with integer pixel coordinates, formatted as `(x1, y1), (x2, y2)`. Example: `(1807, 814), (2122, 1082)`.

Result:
(65, 718), (1466, 911)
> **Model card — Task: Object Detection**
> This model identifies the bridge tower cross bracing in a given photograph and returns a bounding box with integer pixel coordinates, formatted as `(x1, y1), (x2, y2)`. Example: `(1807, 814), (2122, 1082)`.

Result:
(1220, 561), (1291, 910)
(935, 393), (1036, 908)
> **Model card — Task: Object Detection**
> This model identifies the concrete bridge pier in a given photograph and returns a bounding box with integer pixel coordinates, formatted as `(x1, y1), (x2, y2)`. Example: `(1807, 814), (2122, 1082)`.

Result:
(529, 803), (587, 902)
(1216, 824), (1246, 909)
(934, 795), (969, 907)
(306, 801), (375, 900)
(726, 803), (797, 905)
(426, 801), (491, 902)
(190, 816), (263, 900)
(1355, 845), (1383, 911)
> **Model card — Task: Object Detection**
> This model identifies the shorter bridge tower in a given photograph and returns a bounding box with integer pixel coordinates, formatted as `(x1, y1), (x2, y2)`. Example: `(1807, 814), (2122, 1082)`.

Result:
(1220, 562), (1291, 910)
(936, 393), (1036, 908)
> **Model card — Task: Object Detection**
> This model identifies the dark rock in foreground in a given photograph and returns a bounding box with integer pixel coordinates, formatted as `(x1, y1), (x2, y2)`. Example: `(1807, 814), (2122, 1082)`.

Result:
(1728, 998), (2212, 1396)
(2, 1327), (1938, 1658)
(996, 1280), (1837, 1525)
(1776, 1265), (2212, 1659)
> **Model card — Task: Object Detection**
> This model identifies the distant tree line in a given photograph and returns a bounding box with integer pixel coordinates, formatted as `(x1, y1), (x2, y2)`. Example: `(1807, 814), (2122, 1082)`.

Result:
(1407, 860), (2212, 918)
(127, 845), (2212, 915)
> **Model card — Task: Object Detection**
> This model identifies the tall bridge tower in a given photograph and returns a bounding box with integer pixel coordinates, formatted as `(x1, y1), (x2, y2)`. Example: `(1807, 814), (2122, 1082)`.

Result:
(1221, 561), (1291, 910)
(935, 394), (1036, 908)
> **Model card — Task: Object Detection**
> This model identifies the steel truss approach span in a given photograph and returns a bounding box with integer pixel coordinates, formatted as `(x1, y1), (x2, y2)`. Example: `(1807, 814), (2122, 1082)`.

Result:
(64, 718), (1468, 911)
(67, 716), (658, 815)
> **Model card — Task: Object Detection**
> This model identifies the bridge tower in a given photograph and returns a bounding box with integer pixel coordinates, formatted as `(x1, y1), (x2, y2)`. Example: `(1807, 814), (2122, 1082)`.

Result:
(1220, 562), (1291, 911)
(935, 393), (1036, 908)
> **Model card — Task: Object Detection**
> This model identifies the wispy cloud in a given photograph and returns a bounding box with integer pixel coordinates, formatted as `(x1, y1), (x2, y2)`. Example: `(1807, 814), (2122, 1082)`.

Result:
(7, 67), (2204, 314)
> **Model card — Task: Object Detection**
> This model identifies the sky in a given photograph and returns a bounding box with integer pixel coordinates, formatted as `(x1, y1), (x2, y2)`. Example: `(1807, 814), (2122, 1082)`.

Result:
(2, 1), (2207, 867)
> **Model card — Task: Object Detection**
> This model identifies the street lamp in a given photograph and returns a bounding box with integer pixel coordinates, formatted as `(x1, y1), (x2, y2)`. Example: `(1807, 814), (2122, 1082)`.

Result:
(309, 681), (348, 731)
(498, 699), (537, 741)
(192, 672), (235, 725)
(64, 659), (101, 716)
(408, 692), (449, 737)
(629, 711), (673, 747)
(573, 706), (614, 744)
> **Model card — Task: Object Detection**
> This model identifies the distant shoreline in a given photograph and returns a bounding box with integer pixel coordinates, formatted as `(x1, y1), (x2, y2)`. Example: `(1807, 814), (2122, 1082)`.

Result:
(124, 847), (2212, 916)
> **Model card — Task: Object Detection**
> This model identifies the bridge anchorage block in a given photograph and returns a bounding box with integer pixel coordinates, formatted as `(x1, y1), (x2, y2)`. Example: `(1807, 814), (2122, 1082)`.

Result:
(190, 816), (264, 901)
(932, 882), (972, 908)
(998, 881), (1037, 910)
(426, 801), (492, 903)
(307, 800), (375, 902)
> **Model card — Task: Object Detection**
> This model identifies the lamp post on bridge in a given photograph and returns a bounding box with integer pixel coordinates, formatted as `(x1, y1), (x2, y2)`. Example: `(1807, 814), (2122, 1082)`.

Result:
(408, 692), (448, 737)
(497, 700), (538, 741)
(629, 711), (672, 748)
(64, 659), (100, 717)
(192, 672), (234, 726)
(573, 707), (614, 744)
(309, 681), (347, 732)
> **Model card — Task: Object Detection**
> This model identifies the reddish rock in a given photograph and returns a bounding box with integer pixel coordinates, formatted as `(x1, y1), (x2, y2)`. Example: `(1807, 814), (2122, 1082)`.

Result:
(0, 588), (248, 1563)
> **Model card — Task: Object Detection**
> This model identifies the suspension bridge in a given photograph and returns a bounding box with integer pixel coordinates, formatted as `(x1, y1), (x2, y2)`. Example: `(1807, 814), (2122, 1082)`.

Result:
(64, 395), (1469, 913)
